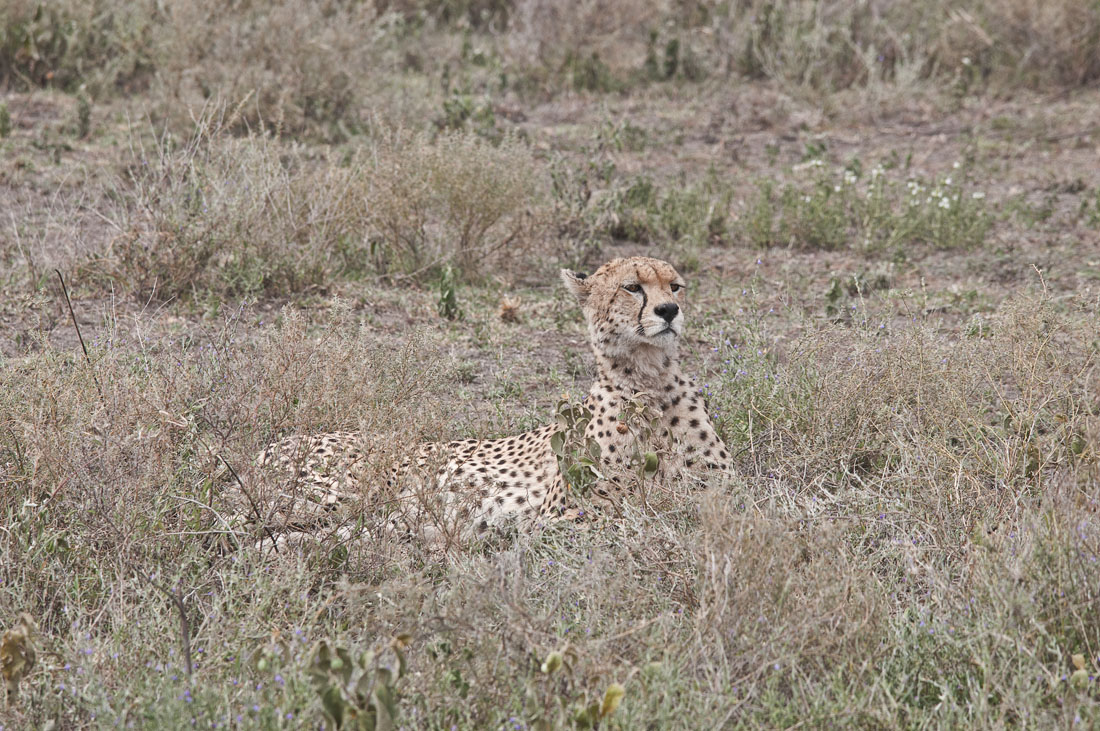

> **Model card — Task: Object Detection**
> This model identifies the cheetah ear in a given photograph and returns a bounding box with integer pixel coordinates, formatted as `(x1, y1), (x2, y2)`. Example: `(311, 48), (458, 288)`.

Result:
(560, 269), (591, 303)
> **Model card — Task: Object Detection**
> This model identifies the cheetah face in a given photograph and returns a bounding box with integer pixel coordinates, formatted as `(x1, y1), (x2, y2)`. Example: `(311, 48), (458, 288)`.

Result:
(561, 257), (686, 357)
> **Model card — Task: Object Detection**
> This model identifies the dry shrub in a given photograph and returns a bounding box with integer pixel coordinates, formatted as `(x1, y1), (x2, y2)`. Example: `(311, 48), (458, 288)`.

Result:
(2, 286), (1099, 725)
(340, 514), (704, 726)
(108, 117), (543, 298)
(0, 0), (399, 136)
(111, 106), (374, 299)
(970, 0), (1100, 87)
(120, 141), (369, 297)
(716, 291), (1098, 526)
(147, 0), (383, 136)
(714, 0), (933, 89)
(955, 480), (1100, 700)
(703, 0), (1100, 92)
(0, 302), (450, 725)
(696, 289), (1100, 722)
(365, 129), (542, 279)
(506, 0), (670, 80)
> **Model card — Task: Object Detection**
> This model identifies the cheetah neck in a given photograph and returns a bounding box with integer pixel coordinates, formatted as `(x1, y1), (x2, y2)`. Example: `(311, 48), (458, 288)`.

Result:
(592, 344), (682, 397)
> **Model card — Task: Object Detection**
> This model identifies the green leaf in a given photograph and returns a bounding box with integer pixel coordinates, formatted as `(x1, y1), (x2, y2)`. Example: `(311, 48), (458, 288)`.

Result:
(373, 678), (398, 731)
(321, 685), (346, 728)
(600, 683), (625, 717)
(573, 703), (597, 729)
(336, 647), (354, 684)
(541, 650), (563, 674)
(393, 647), (407, 679)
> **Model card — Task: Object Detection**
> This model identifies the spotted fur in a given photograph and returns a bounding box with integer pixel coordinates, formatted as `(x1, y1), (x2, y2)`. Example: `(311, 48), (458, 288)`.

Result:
(249, 257), (729, 543)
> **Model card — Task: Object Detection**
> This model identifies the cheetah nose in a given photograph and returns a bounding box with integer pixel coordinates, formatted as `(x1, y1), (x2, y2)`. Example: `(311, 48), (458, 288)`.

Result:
(654, 303), (679, 322)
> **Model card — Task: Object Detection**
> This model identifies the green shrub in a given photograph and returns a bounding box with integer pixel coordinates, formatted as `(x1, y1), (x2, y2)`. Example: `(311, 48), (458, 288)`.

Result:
(0, 0), (155, 94)
(743, 159), (991, 252)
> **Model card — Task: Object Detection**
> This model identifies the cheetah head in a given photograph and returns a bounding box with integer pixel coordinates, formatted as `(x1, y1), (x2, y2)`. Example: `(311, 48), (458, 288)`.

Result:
(561, 257), (686, 361)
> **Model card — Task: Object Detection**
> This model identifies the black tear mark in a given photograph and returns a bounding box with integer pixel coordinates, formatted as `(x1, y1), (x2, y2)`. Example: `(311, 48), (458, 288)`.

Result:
(636, 264), (647, 327)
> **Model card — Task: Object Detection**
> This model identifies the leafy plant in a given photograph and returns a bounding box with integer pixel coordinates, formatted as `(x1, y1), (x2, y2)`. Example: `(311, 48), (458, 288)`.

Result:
(115, 117), (373, 299)
(526, 647), (627, 729)
(550, 399), (604, 499)
(307, 636), (410, 730)
(437, 264), (463, 320)
(564, 51), (620, 92)
(438, 92), (498, 141)
(744, 160), (991, 252)
(1, 613), (38, 702)
(75, 93), (90, 138)
(584, 172), (731, 268)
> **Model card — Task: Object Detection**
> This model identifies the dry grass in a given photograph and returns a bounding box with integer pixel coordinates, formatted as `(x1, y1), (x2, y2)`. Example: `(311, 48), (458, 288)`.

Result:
(2, 285), (1098, 727)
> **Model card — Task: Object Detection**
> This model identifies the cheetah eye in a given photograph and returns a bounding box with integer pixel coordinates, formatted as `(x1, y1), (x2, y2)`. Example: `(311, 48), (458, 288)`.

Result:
(670, 282), (684, 292)
(623, 283), (642, 293)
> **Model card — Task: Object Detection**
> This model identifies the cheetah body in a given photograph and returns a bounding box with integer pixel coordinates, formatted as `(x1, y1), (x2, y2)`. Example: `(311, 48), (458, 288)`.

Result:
(255, 257), (729, 539)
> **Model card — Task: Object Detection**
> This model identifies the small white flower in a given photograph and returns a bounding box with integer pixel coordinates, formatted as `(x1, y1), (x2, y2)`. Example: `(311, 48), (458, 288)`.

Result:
(962, 57), (972, 66)
(971, 191), (985, 200)
(944, 176), (953, 186)
(952, 161), (961, 169)
(938, 197), (951, 209)
(834, 185), (842, 193)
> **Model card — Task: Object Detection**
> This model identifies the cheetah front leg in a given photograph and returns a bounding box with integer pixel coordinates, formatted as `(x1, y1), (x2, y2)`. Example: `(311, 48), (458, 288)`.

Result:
(663, 378), (730, 474)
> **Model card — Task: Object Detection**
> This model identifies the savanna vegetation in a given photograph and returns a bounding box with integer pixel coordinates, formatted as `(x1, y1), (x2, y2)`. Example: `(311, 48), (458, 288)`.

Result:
(2, 0), (1099, 728)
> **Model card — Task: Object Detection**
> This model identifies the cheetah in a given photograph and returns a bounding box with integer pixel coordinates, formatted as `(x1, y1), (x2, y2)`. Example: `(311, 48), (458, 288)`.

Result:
(249, 256), (729, 544)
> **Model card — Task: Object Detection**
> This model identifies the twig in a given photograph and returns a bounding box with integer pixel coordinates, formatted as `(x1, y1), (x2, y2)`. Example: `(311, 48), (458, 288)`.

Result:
(172, 494), (244, 550)
(1043, 125), (1100, 143)
(219, 454), (280, 554)
(138, 572), (193, 683)
(10, 213), (39, 287)
(55, 269), (105, 404)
